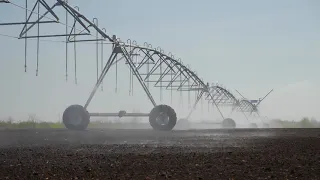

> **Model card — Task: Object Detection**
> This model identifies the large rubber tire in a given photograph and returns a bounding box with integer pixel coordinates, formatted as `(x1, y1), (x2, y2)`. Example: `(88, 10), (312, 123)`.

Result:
(222, 118), (236, 128)
(63, 105), (90, 130)
(249, 123), (258, 128)
(149, 104), (177, 131)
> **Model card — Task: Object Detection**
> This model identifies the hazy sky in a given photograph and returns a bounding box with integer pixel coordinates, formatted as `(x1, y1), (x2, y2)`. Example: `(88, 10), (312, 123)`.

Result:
(0, 0), (319, 122)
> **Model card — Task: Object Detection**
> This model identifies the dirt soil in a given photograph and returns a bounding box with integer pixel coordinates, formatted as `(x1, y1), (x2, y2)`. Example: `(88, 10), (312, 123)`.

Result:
(0, 128), (319, 179)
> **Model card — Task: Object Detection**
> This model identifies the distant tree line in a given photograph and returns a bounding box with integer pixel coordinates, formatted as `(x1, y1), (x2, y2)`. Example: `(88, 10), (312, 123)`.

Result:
(271, 117), (319, 128)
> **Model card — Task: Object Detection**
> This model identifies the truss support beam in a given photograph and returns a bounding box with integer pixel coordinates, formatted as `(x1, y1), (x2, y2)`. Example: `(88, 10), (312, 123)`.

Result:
(186, 91), (204, 120)
(84, 48), (118, 109)
(120, 45), (157, 107)
(0, 0), (113, 42)
(0, 21), (56, 26)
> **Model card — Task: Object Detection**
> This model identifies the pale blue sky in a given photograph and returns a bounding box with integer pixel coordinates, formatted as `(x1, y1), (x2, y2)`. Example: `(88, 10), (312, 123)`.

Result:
(0, 0), (319, 122)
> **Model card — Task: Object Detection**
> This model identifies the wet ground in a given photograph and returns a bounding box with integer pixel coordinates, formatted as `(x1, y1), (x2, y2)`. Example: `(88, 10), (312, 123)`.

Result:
(0, 128), (319, 179)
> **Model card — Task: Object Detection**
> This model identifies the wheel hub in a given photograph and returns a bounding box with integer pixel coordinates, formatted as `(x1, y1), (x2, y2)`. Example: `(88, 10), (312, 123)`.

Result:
(156, 112), (169, 125)
(149, 104), (177, 131)
(67, 111), (83, 126)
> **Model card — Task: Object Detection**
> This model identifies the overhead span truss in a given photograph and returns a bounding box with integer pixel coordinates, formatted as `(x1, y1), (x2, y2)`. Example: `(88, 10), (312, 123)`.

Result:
(0, 0), (112, 79)
(206, 85), (239, 107)
(234, 89), (273, 115)
(234, 99), (257, 114)
(84, 40), (227, 118)
(0, 0), (271, 130)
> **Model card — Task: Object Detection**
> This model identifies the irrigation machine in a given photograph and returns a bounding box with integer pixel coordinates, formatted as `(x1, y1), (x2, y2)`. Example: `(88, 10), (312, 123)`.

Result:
(0, 0), (272, 130)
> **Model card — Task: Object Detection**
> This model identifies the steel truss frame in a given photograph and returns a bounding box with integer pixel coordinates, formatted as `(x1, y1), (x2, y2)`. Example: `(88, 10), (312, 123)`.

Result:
(84, 40), (232, 120)
(0, 0), (112, 79)
(0, 0), (111, 40)
(232, 89), (273, 124)
(0, 0), (271, 128)
(186, 83), (252, 122)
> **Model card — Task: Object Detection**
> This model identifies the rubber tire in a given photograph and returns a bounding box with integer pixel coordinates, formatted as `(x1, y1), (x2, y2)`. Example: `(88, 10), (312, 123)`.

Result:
(63, 104), (90, 130)
(149, 105), (177, 131)
(222, 118), (236, 128)
(249, 123), (258, 128)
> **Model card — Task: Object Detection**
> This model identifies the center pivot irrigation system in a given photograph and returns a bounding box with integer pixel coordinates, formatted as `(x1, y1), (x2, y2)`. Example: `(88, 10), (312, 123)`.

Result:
(0, 0), (273, 130)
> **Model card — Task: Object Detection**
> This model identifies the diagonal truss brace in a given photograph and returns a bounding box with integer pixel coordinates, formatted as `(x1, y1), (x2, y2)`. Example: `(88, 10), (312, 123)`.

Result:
(185, 86), (226, 120)
(0, 0), (112, 41)
(84, 43), (157, 110)
(0, 0), (58, 27)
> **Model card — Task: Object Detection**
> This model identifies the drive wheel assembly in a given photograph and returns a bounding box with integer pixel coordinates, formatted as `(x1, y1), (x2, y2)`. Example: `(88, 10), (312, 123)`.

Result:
(149, 104), (177, 131)
(63, 104), (90, 130)
(222, 118), (236, 128)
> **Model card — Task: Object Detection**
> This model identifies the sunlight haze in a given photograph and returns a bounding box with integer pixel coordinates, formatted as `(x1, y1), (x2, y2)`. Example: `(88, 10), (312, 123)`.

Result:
(0, 0), (319, 122)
